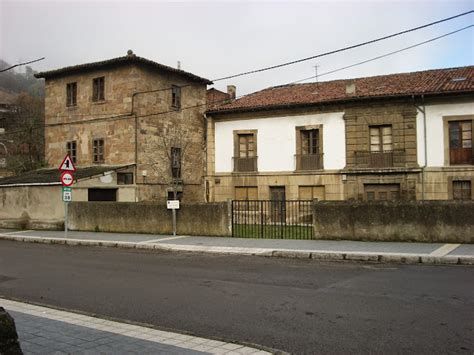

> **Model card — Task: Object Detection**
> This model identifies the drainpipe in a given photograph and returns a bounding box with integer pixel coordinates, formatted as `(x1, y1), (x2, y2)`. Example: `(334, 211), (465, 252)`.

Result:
(413, 95), (427, 200)
(132, 92), (139, 202)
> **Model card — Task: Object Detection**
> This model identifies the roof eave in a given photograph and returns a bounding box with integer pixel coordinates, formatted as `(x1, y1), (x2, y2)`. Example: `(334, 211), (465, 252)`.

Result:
(207, 90), (474, 116)
(34, 56), (212, 85)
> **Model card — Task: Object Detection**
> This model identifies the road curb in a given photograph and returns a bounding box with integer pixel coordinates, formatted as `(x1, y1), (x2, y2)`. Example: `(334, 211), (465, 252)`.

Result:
(0, 234), (473, 266)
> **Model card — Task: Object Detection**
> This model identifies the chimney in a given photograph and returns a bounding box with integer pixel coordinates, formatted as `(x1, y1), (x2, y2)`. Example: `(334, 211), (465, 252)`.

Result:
(177, 61), (181, 70)
(345, 82), (356, 96)
(227, 85), (236, 100)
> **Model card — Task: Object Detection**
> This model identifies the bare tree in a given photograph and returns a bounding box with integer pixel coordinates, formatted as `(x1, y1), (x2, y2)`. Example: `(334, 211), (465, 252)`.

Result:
(4, 93), (45, 174)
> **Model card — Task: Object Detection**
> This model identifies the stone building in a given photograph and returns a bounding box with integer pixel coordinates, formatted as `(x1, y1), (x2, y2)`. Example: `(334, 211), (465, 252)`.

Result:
(34, 51), (212, 202)
(205, 66), (474, 202)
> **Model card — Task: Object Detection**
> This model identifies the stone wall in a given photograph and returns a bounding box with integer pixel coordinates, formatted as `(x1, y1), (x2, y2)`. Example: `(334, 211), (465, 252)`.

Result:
(0, 185), (64, 229)
(44, 62), (208, 202)
(68, 201), (231, 236)
(313, 200), (474, 243)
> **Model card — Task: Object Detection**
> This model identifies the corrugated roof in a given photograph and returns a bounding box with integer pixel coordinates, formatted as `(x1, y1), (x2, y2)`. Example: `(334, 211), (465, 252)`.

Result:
(35, 53), (212, 85)
(0, 165), (133, 186)
(208, 66), (474, 114)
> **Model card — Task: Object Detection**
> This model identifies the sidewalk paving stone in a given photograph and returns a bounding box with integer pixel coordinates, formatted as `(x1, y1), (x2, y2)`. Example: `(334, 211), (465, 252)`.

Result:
(1, 299), (271, 355)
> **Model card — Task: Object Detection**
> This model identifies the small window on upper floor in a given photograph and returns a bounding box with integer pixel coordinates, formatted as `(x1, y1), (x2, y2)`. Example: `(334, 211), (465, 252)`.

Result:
(93, 138), (104, 164)
(66, 141), (77, 164)
(92, 77), (105, 102)
(66, 82), (77, 106)
(171, 85), (181, 109)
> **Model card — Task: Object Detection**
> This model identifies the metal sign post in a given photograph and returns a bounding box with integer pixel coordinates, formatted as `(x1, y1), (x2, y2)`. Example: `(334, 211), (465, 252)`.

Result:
(167, 200), (180, 237)
(62, 187), (72, 238)
(59, 155), (76, 239)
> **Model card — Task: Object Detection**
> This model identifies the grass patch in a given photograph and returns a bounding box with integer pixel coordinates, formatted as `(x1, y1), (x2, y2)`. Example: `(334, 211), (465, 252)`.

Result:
(233, 224), (313, 239)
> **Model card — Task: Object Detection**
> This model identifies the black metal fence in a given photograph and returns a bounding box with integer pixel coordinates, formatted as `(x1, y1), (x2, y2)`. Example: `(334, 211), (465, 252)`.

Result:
(231, 200), (313, 239)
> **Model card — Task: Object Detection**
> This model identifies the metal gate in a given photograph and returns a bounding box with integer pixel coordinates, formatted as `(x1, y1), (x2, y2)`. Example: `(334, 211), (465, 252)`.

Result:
(231, 200), (313, 239)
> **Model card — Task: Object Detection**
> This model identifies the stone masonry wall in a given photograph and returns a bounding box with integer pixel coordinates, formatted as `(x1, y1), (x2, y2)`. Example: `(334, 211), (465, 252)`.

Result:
(68, 201), (231, 236)
(313, 200), (474, 243)
(44, 63), (208, 202)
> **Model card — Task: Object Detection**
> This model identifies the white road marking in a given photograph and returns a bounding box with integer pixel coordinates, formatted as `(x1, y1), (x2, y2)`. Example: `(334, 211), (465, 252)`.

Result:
(2, 230), (33, 235)
(140, 235), (190, 244)
(429, 244), (461, 257)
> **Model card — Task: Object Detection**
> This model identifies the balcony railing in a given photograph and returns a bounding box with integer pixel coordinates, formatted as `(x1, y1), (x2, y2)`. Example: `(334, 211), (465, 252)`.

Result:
(295, 153), (324, 171)
(233, 156), (258, 172)
(354, 149), (405, 168)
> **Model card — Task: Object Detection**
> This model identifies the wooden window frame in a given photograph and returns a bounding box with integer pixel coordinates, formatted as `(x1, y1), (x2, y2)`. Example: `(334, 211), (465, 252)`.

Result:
(233, 130), (258, 172)
(443, 115), (474, 166)
(66, 140), (77, 164)
(452, 180), (472, 200)
(92, 138), (105, 164)
(92, 77), (105, 102)
(369, 125), (393, 152)
(295, 125), (324, 155)
(117, 172), (134, 185)
(66, 82), (77, 107)
(234, 186), (258, 200)
(171, 85), (181, 109)
(447, 176), (474, 200)
(295, 125), (324, 171)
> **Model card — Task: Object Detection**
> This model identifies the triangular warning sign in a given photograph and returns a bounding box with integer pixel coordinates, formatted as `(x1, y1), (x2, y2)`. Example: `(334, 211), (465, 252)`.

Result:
(59, 154), (76, 172)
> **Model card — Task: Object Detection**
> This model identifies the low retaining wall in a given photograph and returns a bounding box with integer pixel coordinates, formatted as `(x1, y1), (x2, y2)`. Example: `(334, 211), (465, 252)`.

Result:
(0, 185), (64, 230)
(313, 201), (474, 243)
(68, 201), (231, 236)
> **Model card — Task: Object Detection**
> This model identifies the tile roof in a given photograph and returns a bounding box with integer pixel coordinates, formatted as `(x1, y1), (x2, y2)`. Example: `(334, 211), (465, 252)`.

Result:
(208, 66), (474, 114)
(35, 52), (212, 85)
(0, 165), (133, 186)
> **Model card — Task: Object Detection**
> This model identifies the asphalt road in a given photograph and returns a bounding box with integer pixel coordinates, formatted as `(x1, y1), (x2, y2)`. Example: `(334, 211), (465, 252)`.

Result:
(0, 240), (473, 354)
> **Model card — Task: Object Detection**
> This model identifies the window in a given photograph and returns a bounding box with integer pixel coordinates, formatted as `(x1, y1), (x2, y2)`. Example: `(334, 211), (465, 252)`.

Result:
(370, 125), (392, 152)
(171, 85), (181, 109)
(301, 129), (319, 155)
(449, 120), (472, 165)
(233, 131), (257, 172)
(234, 187), (258, 200)
(364, 184), (400, 201)
(66, 82), (77, 106)
(88, 188), (117, 201)
(238, 134), (255, 158)
(298, 186), (325, 201)
(93, 138), (104, 163)
(92, 77), (105, 102)
(453, 181), (471, 200)
(171, 147), (181, 179)
(297, 128), (322, 170)
(66, 141), (77, 164)
(117, 172), (134, 185)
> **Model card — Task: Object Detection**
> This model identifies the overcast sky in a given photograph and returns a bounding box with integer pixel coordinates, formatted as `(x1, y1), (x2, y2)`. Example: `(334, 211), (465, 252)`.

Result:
(1, 0), (473, 96)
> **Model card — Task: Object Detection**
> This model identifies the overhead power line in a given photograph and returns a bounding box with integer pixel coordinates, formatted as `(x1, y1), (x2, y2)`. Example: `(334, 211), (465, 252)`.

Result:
(212, 10), (474, 82)
(290, 24), (474, 84)
(0, 57), (46, 73)
(2, 21), (473, 137)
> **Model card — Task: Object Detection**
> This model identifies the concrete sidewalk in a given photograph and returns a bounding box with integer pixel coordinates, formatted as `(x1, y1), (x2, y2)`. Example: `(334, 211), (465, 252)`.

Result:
(0, 228), (473, 265)
(1, 298), (272, 355)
